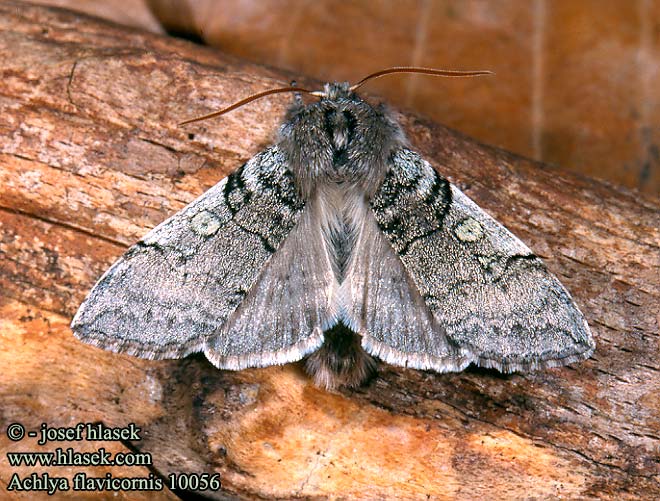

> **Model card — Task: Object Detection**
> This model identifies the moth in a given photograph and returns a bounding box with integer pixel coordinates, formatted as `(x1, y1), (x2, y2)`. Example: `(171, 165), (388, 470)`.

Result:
(71, 67), (595, 389)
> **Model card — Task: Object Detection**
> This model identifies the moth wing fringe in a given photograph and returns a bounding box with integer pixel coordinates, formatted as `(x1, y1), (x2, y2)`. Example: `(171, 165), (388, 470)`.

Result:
(204, 328), (326, 370)
(71, 329), (205, 360)
(361, 335), (474, 373)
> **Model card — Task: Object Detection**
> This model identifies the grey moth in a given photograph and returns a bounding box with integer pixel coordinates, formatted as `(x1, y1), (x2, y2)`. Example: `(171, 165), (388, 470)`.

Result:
(71, 69), (595, 389)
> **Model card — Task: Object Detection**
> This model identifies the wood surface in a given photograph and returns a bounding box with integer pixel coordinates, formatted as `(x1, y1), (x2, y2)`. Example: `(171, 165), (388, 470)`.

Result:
(37, 0), (660, 195)
(1, 2), (659, 499)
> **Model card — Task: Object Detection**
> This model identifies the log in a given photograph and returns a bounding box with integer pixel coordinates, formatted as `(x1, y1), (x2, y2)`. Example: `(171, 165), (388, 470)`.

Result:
(1, 2), (658, 499)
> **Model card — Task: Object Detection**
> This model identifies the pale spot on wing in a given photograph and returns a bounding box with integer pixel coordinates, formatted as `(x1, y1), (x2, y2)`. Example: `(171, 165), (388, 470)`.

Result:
(191, 210), (222, 237)
(454, 217), (483, 242)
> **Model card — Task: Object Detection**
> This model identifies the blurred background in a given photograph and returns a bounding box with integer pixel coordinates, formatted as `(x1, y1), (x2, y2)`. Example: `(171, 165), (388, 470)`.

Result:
(34, 0), (660, 195)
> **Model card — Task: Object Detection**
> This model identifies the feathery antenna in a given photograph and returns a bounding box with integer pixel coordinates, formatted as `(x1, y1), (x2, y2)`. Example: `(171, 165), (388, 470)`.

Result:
(349, 66), (493, 92)
(179, 66), (492, 126)
(178, 85), (314, 126)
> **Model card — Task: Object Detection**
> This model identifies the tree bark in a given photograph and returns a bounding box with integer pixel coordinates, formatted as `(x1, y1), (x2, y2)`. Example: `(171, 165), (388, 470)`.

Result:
(0, 2), (658, 499)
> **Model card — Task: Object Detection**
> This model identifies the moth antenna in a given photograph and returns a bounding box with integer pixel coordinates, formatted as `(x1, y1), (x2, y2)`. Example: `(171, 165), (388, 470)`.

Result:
(350, 66), (493, 92)
(179, 85), (315, 126)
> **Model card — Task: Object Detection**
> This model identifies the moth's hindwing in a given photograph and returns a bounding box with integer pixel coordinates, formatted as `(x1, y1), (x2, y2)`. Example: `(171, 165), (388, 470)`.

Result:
(365, 148), (595, 372)
(72, 145), (334, 368)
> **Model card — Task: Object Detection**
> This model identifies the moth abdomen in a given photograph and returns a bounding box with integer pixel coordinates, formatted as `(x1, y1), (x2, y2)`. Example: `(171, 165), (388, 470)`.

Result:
(304, 323), (376, 390)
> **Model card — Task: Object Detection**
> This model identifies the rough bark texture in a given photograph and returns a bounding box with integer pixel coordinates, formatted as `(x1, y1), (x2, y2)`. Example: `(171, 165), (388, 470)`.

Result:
(1, 2), (658, 499)
(37, 0), (660, 195)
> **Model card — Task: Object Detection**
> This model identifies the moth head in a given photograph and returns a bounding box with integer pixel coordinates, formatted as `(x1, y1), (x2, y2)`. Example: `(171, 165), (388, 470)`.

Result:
(318, 82), (353, 101)
(316, 83), (363, 153)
